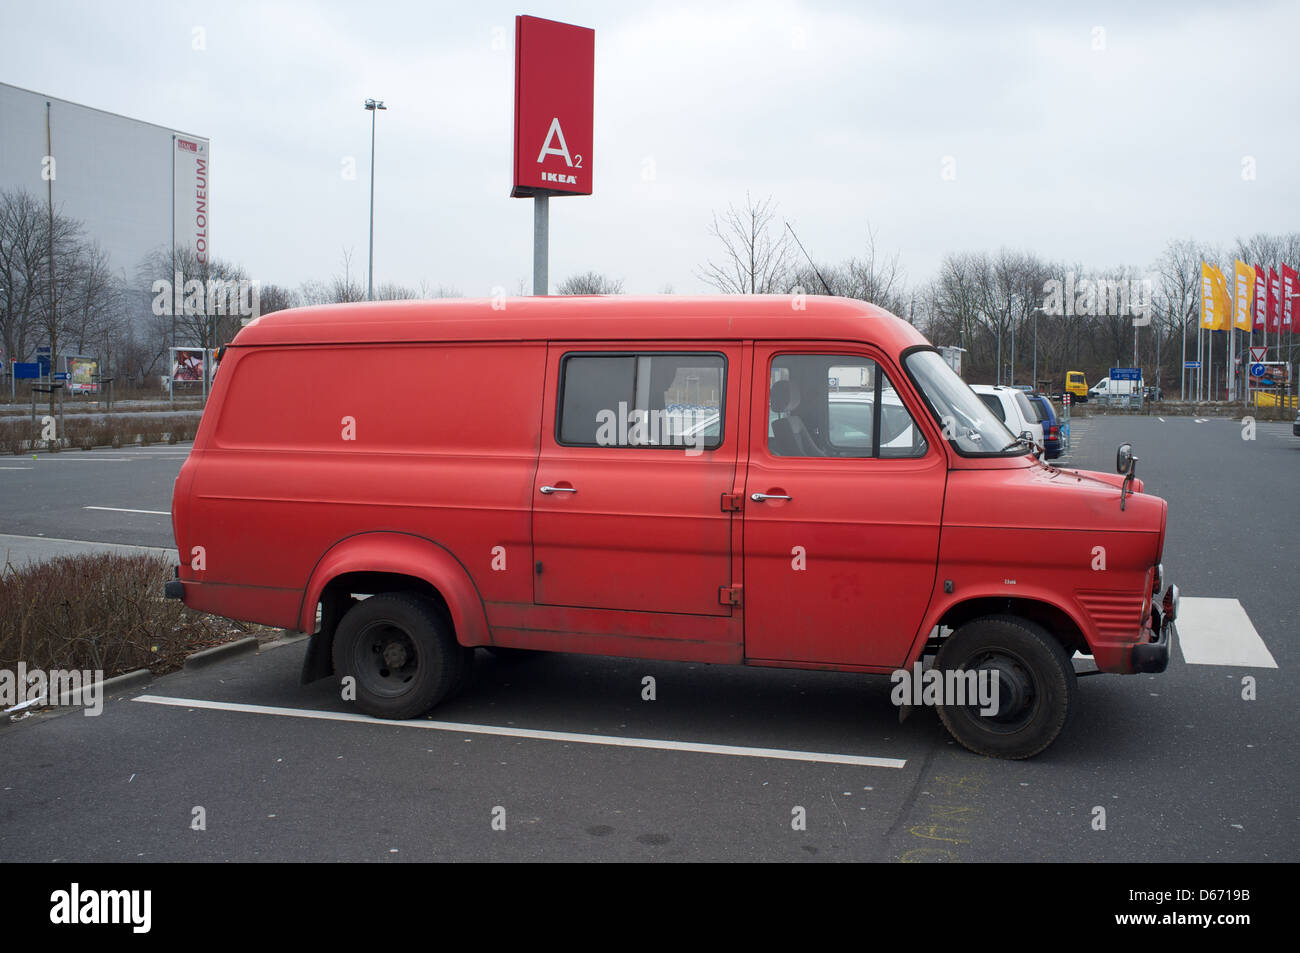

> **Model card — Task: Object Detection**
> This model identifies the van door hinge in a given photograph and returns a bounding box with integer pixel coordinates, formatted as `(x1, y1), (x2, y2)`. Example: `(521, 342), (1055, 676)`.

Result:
(719, 585), (743, 606)
(720, 492), (743, 512)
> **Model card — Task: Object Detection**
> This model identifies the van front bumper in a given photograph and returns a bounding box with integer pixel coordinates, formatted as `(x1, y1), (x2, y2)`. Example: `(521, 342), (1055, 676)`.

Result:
(1131, 584), (1179, 674)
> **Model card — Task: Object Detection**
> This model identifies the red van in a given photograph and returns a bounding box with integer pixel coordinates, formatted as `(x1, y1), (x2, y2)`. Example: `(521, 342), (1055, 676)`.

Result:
(167, 296), (1176, 758)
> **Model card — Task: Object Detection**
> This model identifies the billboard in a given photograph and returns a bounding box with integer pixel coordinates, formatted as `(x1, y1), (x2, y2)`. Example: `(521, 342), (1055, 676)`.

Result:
(174, 136), (211, 265)
(511, 16), (594, 197)
(169, 347), (219, 388)
(65, 356), (99, 394)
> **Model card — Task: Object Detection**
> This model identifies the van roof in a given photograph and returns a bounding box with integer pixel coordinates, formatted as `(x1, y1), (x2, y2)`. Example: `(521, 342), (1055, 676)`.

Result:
(231, 295), (929, 350)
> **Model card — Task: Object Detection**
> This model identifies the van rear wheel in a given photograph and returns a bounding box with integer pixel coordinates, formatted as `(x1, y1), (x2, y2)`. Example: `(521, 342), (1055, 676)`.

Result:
(933, 615), (1074, 759)
(333, 593), (471, 720)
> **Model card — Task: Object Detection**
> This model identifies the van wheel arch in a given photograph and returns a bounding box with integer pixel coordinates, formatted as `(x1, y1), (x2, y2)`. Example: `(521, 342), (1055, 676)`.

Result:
(301, 572), (461, 685)
(932, 596), (1088, 658)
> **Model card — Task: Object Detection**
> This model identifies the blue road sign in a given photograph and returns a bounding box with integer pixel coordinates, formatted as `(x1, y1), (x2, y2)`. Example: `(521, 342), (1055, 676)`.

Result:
(53, 372), (68, 382)
(1184, 361), (1201, 369)
(1110, 367), (1142, 381)
(13, 362), (39, 379)
(1250, 363), (1266, 377)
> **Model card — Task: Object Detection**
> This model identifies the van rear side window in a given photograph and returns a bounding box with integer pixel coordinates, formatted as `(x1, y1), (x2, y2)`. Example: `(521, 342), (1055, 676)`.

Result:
(558, 352), (725, 449)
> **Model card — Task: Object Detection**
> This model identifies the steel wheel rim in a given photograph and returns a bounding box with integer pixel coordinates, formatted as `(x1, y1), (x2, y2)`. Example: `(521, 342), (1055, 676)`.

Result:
(353, 620), (419, 698)
(954, 649), (1039, 734)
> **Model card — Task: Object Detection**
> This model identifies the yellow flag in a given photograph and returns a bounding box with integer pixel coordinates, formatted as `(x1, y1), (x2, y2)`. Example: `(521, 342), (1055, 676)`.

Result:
(1212, 266), (1231, 330)
(1201, 262), (1216, 329)
(1234, 260), (1254, 330)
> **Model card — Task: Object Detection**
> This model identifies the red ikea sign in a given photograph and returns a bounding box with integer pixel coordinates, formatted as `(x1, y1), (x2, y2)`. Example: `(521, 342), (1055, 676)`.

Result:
(511, 15), (594, 197)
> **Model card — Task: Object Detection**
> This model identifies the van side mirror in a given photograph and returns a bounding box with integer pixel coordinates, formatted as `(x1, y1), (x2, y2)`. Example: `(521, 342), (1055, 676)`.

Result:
(1117, 443), (1138, 511)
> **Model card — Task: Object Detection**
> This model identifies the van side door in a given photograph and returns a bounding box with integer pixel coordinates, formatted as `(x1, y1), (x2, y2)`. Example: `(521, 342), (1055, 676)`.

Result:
(742, 345), (946, 669)
(532, 343), (743, 617)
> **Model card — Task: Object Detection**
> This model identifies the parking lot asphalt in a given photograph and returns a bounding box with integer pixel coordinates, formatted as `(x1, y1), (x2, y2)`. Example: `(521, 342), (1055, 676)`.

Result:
(0, 417), (1296, 861)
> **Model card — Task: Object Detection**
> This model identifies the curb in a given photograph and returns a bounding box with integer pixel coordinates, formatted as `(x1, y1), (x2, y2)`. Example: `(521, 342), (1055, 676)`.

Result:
(184, 636), (259, 671)
(97, 668), (154, 696)
(2, 667), (154, 728)
(49, 667), (154, 706)
(259, 632), (310, 652)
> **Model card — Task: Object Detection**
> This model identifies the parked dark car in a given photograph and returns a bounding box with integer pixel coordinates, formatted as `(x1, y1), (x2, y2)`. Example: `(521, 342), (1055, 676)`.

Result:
(1293, 408), (1299, 437)
(1029, 394), (1063, 460)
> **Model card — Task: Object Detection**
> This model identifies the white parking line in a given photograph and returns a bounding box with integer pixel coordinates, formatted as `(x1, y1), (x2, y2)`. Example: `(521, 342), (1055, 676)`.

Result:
(1176, 597), (1278, 668)
(83, 506), (170, 515)
(132, 695), (909, 768)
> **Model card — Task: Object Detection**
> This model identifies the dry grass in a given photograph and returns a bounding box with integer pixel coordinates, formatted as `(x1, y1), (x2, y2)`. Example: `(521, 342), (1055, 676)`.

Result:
(0, 553), (259, 678)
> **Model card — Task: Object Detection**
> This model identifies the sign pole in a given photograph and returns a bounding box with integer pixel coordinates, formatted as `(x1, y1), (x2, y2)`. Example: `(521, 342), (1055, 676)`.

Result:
(533, 194), (548, 296)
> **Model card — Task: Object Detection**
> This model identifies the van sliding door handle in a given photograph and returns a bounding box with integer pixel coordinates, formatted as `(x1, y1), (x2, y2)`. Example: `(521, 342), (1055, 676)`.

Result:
(750, 493), (792, 502)
(539, 485), (577, 495)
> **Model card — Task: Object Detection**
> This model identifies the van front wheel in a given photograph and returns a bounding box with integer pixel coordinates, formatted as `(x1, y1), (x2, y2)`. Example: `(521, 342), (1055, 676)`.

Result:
(333, 593), (470, 720)
(933, 615), (1075, 759)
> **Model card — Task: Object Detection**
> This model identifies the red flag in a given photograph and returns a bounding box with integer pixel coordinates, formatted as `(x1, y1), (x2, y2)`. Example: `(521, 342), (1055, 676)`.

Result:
(1254, 264), (1267, 330)
(1283, 264), (1297, 331)
(1268, 267), (1281, 333)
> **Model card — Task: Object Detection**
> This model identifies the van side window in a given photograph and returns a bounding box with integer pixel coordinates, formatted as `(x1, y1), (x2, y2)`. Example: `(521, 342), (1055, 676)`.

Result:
(769, 354), (926, 459)
(558, 352), (725, 450)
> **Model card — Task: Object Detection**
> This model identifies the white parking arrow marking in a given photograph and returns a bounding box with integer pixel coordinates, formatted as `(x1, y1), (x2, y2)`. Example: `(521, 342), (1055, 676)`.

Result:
(1176, 597), (1277, 668)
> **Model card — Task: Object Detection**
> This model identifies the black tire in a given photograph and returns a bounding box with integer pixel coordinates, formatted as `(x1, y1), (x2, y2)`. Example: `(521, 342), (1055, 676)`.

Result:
(332, 593), (472, 720)
(933, 614), (1075, 759)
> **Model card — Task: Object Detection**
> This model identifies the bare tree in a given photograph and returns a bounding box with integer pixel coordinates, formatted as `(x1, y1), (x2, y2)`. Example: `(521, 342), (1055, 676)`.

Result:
(300, 248), (365, 305)
(555, 271), (624, 295)
(697, 192), (793, 294)
(254, 283), (299, 316)
(789, 224), (907, 314)
(417, 281), (461, 299)
(138, 243), (251, 352)
(0, 189), (47, 368)
(375, 281), (420, 300)
(1155, 239), (1212, 398)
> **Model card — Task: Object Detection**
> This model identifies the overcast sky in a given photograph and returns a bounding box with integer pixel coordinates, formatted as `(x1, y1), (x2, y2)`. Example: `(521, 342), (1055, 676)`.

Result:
(5, 0), (1299, 296)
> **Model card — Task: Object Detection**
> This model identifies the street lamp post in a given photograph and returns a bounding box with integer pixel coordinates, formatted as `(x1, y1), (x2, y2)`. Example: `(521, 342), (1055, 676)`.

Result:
(1031, 305), (1045, 391)
(364, 98), (387, 302)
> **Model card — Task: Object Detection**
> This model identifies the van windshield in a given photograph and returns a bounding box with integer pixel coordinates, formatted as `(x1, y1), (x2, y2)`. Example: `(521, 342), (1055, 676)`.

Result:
(904, 350), (1021, 456)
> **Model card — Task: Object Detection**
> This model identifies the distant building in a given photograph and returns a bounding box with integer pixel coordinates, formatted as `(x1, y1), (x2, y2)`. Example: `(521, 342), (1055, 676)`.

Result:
(0, 81), (210, 279)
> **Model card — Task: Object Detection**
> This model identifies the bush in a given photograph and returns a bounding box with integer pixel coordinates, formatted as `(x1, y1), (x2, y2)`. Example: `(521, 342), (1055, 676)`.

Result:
(0, 553), (253, 678)
(0, 414), (202, 452)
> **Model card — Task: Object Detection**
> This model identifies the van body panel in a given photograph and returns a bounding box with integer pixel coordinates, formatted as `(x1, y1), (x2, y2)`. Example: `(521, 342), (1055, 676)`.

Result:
(917, 465), (1164, 672)
(484, 601), (741, 662)
(531, 342), (741, 618)
(741, 343), (946, 667)
(174, 340), (545, 633)
(231, 295), (932, 353)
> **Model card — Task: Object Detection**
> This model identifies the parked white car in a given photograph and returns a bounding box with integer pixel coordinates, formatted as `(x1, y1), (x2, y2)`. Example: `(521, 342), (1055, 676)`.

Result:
(970, 384), (1044, 455)
(1089, 377), (1142, 400)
